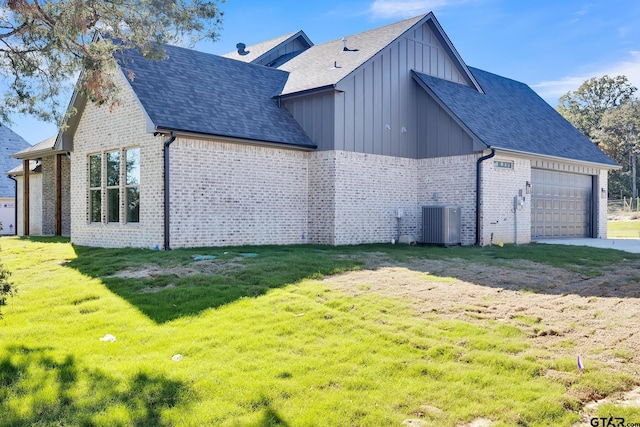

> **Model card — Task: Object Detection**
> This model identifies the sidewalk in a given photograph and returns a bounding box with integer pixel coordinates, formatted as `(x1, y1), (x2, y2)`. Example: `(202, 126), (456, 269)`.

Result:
(535, 238), (640, 254)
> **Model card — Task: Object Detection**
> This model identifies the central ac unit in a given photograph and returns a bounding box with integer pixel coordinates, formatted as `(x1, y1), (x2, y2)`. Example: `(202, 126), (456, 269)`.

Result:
(422, 206), (461, 246)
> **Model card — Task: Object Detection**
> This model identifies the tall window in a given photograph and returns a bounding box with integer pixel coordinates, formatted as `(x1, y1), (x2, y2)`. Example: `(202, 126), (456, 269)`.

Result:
(126, 148), (140, 223)
(89, 154), (102, 223)
(106, 151), (120, 223)
(88, 147), (140, 225)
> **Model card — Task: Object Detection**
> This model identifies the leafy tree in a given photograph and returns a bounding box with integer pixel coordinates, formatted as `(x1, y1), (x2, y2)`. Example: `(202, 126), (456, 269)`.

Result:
(0, 0), (225, 124)
(557, 75), (637, 142)
(557, 75), (639, 199)
(597, 101), (640, 199)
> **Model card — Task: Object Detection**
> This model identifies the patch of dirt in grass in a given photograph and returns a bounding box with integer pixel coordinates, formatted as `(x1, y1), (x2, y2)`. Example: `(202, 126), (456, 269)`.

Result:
(108, 258), (247, 279)
(139, 283), (176, 293)
(574, 386), (640, 426)
(322, 254), (640, 419)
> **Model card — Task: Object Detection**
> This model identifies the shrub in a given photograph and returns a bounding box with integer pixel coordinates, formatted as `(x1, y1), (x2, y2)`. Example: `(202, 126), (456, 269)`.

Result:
(0, 262), (14, 319)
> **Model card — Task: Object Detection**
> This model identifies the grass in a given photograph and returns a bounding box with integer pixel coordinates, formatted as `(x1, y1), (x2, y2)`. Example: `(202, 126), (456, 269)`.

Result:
(608, 220), (640, 238)
(0, 237), (637, 426)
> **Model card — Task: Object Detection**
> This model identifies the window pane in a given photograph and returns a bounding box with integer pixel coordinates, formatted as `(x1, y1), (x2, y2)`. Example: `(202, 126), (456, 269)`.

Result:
(108, 188), (120, 223)
(90, 190), (101, 223)
(126, 148), (140, 186)
(89, 154), (101, 188)
(127, 187), (140, 223)
(107, 151), (120, 187)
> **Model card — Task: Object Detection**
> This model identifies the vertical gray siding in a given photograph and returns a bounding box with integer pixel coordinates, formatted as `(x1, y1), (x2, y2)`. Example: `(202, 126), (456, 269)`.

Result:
(416, 85), (474, 158)
(332, 22), (469, 158)
(283, 91), (335, 150)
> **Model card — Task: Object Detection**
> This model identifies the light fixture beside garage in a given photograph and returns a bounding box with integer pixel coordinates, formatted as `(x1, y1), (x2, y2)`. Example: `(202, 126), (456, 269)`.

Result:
(601, 188), (607, 198)
(526, 181), (532, 194)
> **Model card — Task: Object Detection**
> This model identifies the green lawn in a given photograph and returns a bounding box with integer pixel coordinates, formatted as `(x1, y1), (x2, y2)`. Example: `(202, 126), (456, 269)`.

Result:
(0, 238), (637, 426)
(608, 220), (640, 238)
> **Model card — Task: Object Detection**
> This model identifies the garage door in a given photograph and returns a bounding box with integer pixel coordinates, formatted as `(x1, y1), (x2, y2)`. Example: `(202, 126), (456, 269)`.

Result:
(531, 169), (593, 238)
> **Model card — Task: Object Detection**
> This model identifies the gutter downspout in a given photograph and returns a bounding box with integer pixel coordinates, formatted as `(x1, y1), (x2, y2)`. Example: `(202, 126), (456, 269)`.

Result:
(8, 175), (17, 235)
(476, 148), (495, 246)
(163, 132), (177, 251)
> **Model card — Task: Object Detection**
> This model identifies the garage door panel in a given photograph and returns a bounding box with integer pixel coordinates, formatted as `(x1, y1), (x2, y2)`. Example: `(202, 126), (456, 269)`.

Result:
(531, 169), (592, 238)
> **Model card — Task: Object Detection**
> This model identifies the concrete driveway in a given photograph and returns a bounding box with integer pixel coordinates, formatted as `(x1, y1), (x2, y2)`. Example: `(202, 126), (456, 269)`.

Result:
(535, 238), (640, 254)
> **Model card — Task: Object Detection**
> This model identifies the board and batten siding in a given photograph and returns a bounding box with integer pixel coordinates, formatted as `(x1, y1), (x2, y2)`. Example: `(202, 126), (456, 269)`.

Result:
(332, 21), (469, 158)
(282, 91), (335, 151)
(416, 85), (475, 158)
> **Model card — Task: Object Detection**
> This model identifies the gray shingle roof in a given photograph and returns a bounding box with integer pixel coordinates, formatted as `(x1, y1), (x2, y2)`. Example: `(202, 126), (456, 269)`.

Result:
(117, 44), (315, 148)
(277, 14), (426, 96)
(413, 68), (617, 166)
(1, 126), (31, 197)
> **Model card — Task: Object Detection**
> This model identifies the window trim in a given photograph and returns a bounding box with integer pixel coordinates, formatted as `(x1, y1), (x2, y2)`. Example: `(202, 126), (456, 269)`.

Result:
(106, 150), (121, 224)
(125, 147), (140, 224)
(88, 153), (102, 223)
(87, 147), (140, 226)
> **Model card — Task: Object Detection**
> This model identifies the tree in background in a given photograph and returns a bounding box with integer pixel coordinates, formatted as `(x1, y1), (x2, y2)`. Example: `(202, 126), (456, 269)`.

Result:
(558, 75), (636, 143)
(0, 0), (225, 124)
(597, 101), (640, 202)
(557, 75), (639, 199)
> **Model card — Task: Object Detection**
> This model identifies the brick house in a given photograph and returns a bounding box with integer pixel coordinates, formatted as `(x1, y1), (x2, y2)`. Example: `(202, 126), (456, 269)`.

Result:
(0, 126), (31, 235)
(8, 136), (71, 236)
(45, 12), (614, 248)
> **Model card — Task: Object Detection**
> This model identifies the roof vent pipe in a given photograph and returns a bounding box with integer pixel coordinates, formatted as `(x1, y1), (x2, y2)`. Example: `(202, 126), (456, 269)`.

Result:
(342, 37), (359, 52)
(236, 43), (249, 56)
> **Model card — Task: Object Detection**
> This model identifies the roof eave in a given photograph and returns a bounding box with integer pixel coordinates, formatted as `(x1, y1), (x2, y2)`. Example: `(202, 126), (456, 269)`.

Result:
(278, 84), (338, 100)
(493, 147), (620, 170)
(153, 127), (317, 151)
(11, 147), (66, 160)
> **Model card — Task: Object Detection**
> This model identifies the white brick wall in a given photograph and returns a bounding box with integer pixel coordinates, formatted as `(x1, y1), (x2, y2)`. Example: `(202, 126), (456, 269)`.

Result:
(597, 169), (608, 238)
(61, 155), (72, 236)
(0, 197), (15, 235)
(70, 71), (164, 248)
(308, 151), (336, 244)
(168, 137), (309, 248)
(418, 154), (477, 245)
(330, 151), (418, 245)
(480, 155), (531, 246)
(41, 156), (56, 235)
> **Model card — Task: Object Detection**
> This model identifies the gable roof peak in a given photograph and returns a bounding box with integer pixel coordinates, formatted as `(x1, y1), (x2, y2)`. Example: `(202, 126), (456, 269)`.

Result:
(276, 11), (482, 96)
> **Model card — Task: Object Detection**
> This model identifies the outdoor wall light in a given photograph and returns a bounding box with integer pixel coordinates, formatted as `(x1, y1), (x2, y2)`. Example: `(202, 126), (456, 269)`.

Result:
(601, 188), (607, 199)
(525, 181), (532, 194)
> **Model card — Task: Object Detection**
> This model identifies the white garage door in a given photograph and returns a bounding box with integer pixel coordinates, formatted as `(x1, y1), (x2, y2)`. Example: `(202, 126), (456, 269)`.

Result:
(531, 169), (593, 238)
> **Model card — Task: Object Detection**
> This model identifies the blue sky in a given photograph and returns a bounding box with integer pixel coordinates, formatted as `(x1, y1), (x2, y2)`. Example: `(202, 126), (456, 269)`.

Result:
(8, 0), (640, 144)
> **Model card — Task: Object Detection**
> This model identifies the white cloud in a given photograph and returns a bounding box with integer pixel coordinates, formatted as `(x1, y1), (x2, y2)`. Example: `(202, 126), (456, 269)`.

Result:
(369, 0), (467, 19)
(532, 51), (640, 105)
